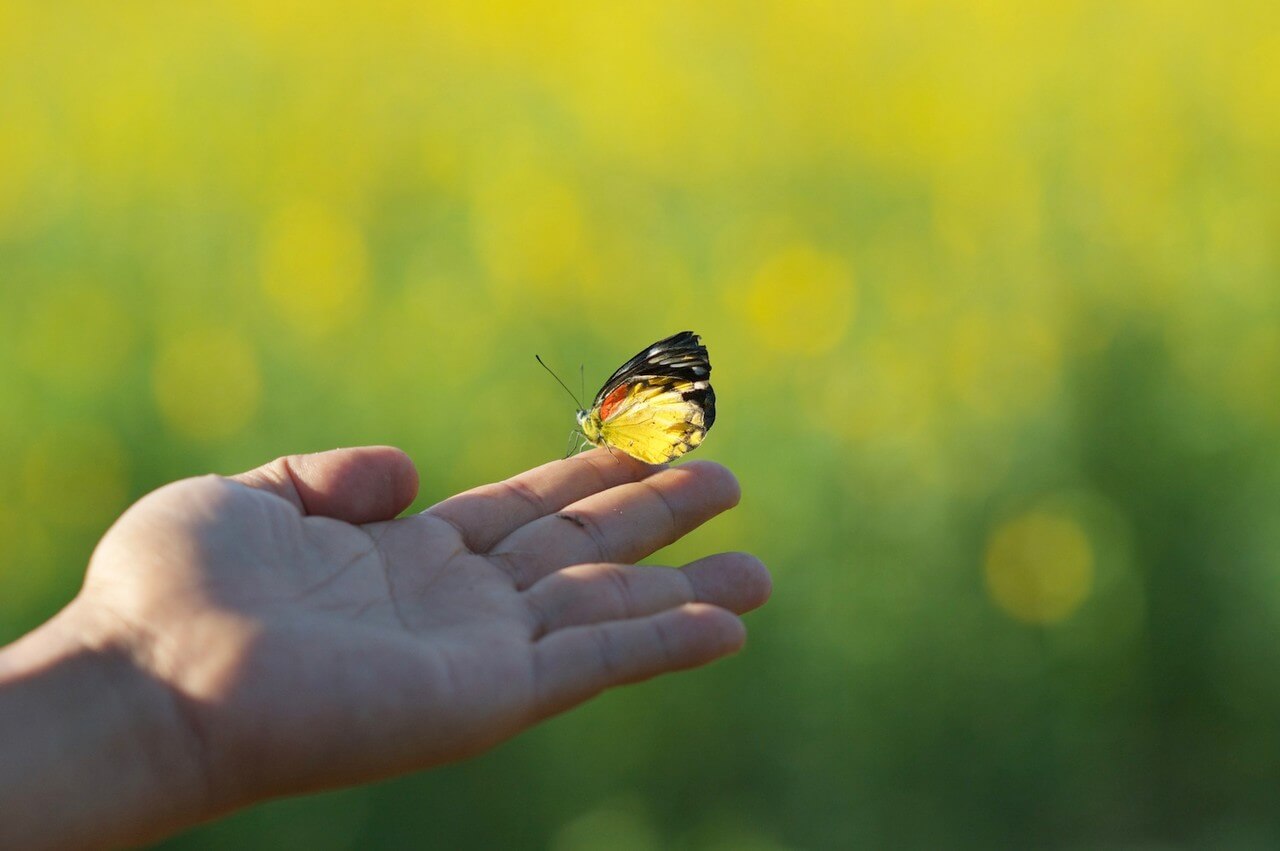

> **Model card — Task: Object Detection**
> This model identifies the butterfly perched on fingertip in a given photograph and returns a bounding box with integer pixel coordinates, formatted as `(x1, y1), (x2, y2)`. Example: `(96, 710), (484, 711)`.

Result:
(537, 331), (716, 464)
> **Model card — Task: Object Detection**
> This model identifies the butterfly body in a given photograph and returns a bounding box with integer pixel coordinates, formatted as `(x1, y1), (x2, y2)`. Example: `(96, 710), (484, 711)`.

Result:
(574, 331), (716, 464)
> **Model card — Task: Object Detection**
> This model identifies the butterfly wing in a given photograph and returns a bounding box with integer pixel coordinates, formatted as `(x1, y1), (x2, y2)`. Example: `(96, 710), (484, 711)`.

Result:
(596, 377), (713, 463)
(587, 331), (716, 464)
(592, 331), (713, 409)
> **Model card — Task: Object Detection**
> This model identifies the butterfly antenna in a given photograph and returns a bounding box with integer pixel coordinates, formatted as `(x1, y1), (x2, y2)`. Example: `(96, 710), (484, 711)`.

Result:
(536, 354), (584, 409)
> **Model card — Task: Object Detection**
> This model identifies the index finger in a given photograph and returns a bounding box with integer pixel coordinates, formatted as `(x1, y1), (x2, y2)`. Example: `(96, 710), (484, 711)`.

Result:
(425, 448), (661, 552)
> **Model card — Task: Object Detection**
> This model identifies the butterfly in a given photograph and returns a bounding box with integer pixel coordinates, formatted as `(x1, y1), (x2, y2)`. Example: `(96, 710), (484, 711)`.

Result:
(538, 331), (716, 464)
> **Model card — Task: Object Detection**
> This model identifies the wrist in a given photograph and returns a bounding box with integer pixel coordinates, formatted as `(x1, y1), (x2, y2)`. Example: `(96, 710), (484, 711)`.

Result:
(0, 598), (211, 849)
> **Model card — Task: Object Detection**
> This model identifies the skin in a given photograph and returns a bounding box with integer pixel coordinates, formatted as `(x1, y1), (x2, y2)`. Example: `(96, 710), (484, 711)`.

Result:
(0, 446), (770, 850)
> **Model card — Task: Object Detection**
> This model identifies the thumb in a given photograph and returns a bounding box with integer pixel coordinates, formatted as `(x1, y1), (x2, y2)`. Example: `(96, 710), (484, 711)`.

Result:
(229, 446), (419, 524)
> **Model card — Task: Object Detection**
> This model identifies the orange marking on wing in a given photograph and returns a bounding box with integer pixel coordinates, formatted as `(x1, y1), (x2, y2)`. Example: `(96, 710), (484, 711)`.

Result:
(598, 384), (630, 420)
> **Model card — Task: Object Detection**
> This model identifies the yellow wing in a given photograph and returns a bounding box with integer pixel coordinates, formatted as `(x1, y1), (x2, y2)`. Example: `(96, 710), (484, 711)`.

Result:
(584, 378), (710, 464)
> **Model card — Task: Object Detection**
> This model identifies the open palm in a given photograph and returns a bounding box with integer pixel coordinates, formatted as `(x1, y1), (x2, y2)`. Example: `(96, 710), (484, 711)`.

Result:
(81, 446), (769, 816)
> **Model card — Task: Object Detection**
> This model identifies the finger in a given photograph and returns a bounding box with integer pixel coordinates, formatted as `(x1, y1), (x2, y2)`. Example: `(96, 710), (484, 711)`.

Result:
(524, 552), (771, 636)
(491, 461), (740, 589)
(532, 603), (746, 718)
(426, 448), (660, 552)
(229, 446), (419, 524)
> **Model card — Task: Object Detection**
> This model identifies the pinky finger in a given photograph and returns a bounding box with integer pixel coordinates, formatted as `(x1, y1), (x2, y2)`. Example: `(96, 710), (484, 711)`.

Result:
(531, 603), (746, 719)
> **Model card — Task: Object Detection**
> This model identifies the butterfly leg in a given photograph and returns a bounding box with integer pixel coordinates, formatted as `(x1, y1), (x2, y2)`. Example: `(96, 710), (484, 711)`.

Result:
(563, 429), (584, 459)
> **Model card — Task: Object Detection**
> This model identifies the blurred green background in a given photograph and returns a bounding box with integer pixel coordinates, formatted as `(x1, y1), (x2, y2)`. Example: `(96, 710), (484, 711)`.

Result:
(3, 0), (1279, 847)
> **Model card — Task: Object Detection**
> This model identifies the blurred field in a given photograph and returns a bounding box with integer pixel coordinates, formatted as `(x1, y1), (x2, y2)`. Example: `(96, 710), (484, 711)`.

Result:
(3, 1), (1280, 847)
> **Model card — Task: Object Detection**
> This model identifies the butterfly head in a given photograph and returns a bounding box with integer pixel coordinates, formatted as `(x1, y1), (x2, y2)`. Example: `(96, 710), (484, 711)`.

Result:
(576, 408), (602, 445)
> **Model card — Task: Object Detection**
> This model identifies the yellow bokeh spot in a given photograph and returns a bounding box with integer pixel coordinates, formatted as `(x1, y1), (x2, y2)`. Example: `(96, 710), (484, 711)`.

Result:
(18, 284), (136, 391)
(22, 424), (128, 531)
(471, 163), (586, 291)
(985, 511), (1094, 625)
(259, 201), (368, 336)
(152, 328), (262, 441)
(744, 245), (855, 355)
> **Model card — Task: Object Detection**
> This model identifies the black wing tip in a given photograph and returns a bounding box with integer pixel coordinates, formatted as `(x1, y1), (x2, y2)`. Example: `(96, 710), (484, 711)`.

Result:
(657, 330), (704, 351)
(683, 384), (716, 431)
(594, 330), (714, 406)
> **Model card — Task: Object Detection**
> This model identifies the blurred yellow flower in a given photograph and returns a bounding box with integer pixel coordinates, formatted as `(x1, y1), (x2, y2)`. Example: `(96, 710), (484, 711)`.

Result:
(744, 245), (856, 356)
(985, 510), (1094, 625)
(471, 163), (587, 293)
(152, 327), (262, 441)
(259, 201), (369, 337)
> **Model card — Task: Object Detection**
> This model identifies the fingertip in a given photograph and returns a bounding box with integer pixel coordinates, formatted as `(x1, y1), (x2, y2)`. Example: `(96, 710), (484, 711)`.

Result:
(683, 552), (772, 614)
(364, 445), (420, 506)
(351, 445), (420, 519)
(530, 601), (748, 718)
(676, 460), (741, 508)
(738, 552), (772, 610)
(680, 602), (747, 656)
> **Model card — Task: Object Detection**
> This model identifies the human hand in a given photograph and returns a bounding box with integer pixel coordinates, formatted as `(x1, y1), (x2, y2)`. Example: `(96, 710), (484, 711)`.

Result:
(0, 446), (769, 848)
